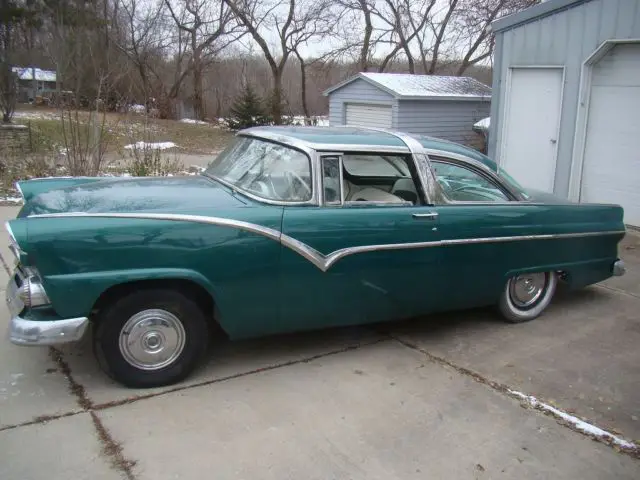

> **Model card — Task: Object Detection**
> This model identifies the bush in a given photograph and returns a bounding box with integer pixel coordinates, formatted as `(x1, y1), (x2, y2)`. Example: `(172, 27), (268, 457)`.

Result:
(226, 83), (268, 130)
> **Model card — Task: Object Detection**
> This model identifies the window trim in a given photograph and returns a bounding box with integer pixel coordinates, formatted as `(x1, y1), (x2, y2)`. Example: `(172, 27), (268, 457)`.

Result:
(320, 154), (345, 206)
(429, 156), (517, 204)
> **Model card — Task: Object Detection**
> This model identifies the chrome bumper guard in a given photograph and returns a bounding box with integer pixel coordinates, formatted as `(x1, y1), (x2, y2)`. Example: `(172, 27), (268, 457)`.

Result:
(8, 315), (89, 346)
(6, 268), (89, 346)
(613, 260), (626, 277)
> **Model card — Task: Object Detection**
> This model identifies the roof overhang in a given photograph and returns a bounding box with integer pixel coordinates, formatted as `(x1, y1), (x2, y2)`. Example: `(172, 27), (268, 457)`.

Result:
(491, 0), (591, 33)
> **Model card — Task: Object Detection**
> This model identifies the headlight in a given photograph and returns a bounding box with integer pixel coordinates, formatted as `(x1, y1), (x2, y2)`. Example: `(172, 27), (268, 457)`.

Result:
(18, 271), (51, 308)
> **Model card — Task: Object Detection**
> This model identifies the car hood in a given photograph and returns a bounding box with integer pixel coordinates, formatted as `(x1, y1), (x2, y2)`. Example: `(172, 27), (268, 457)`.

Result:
(18, 175), (249, 217)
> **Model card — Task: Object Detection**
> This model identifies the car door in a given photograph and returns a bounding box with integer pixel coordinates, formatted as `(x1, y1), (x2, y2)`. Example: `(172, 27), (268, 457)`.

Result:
(277, 151), (446, 333)
(427, 156), (550, 309)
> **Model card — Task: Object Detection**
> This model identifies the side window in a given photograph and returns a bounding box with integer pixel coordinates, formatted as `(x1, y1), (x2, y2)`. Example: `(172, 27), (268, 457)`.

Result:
(431, 161), (510, 202)
(321, 156), (342, 205)
(340, 153), (420, 205)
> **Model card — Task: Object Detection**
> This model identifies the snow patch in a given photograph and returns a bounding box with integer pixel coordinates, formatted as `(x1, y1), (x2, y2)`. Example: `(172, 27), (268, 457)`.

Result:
(180, 118), (208, 125)
(129, 104), (146, 114)
(1, 197), (23, 204)
(359, 72), (491, 98)
(509, 389), (636, 450)
(474, 117), (490, 131)
(124, 141), (178, 151)
(13, 111), (59, 121)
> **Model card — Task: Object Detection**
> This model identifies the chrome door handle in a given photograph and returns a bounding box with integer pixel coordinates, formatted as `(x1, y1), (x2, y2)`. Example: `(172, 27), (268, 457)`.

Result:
(412, 212), (439, 220)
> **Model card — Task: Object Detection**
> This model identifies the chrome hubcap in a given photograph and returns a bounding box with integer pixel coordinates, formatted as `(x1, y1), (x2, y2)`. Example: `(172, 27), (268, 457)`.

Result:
(119, 309), (186, 371)
(509, 273), (548, 308)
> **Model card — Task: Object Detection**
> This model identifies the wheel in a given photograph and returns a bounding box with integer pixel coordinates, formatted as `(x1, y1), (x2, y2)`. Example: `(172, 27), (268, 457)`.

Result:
(498, 271), (557, 323)
(94, 289), (209, 388)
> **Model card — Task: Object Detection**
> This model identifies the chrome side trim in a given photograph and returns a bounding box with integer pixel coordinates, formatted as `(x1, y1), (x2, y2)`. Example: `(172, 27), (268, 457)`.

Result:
(28, 212), (626, 273)
(311, 143), (410, 154)
(5, 221), (16, 243)
(15, 181), (23, 200)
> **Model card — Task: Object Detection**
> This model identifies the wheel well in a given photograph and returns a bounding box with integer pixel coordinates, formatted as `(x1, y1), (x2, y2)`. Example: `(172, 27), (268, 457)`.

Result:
(91, 278), (226, 338)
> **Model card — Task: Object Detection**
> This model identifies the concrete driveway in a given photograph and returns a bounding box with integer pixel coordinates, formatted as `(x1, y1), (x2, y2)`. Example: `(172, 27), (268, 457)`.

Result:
(0, 205), (638, 479)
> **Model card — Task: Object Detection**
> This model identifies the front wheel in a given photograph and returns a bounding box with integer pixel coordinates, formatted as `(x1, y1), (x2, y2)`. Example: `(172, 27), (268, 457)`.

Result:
(499, 272), (558, 323)
(94, 289), (209, 388)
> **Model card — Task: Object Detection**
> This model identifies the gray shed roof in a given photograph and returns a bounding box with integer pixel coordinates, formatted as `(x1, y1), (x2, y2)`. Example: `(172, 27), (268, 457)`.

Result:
(12, 66), (57, 82)
(324, 73), (491, 101)
(491, 0), (590, 33)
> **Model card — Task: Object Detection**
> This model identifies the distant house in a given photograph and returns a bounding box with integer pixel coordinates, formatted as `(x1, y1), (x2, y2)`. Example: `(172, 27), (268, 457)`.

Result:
(11, 66), (57, 103)
(488, 0), (640, 226)
(323, 72), (492, 149)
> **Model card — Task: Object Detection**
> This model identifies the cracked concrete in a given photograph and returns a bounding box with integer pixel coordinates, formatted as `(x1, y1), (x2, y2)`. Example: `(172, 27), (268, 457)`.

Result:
(1, 206), (639, 479)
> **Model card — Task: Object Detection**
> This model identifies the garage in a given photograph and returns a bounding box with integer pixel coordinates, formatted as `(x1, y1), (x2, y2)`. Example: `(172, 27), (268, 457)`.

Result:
(580, 44), (640, 227)
(345, 103), (392, 129)
(489, 0), (640, 227)
(325, 72), (491, 149)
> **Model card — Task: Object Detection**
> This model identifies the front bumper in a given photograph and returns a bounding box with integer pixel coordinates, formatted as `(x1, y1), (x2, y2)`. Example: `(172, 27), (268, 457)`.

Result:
(6, 267), (89, 346)
(8, 314), (89, 346)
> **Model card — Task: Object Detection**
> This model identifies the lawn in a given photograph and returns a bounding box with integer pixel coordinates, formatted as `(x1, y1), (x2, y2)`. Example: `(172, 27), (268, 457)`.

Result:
(0, 107), (236, 202)
(13, 107), (234, 156)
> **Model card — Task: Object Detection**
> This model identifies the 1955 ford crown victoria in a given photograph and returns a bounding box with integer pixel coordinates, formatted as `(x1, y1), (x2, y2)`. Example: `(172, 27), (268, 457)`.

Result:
(5, 126), (627, 388)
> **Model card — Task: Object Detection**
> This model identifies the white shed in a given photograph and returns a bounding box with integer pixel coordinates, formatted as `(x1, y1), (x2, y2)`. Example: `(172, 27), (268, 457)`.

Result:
(324, 73), (491, 149)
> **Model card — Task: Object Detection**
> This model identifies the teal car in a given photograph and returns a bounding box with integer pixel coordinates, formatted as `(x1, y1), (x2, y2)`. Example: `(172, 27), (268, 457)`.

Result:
(5, 126), (627, 388)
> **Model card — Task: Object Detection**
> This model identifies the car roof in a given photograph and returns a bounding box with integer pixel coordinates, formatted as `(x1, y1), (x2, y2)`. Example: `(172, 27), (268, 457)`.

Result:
(242, 126), (498, 172)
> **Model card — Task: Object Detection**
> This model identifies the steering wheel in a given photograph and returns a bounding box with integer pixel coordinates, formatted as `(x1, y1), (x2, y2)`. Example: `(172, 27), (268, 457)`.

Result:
(448, 185), (503, 201)
(285, 171), (312, 199)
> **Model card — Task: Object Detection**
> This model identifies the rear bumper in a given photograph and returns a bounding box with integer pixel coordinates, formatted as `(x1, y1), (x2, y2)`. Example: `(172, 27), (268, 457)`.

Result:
(613, 260), (626, 277)
(8, 314), (89, 346)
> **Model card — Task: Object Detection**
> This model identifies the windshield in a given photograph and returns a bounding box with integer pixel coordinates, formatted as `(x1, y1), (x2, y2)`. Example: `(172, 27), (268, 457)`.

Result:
(205, 136), (312, 202)
(496, 167), (531, 200)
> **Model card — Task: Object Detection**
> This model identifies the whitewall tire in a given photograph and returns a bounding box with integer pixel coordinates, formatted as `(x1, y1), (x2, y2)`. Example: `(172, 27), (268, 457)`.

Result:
(499, 272), (558, 323)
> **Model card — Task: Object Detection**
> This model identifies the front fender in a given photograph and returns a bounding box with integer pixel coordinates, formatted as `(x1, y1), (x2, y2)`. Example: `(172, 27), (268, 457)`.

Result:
(43, 268), (222, 319)
(17, 177), (104, 204)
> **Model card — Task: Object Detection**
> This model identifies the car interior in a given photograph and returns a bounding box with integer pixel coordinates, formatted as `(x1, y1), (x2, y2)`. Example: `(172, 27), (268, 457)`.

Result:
(322, 153), (512, 205)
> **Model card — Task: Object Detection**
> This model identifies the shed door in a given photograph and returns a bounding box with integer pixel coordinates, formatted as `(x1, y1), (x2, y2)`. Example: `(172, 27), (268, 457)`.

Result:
(500, 68), (563, 192)
(345, 103), (392, 128)
(580, 44), (640, 227)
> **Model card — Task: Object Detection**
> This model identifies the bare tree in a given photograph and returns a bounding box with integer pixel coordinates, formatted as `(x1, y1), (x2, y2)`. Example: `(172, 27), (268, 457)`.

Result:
(332, 0), (377, 72)
(224, 0), (333, 124)
(422, 0), (458, 74)
(164, 0), (243, 120)
(453, 0), (540, 76)
(375, 0), (437, 73)
(114, 0), (166, 101)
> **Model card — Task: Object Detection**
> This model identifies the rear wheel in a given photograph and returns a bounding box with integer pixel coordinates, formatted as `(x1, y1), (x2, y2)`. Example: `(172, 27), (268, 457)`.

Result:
(499, 272), (557, 323)
(94, 289), (209, 388)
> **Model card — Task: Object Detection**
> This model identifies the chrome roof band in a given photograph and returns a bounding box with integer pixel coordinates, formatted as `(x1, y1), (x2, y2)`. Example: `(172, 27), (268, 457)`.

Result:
(28, 212), (625, 273)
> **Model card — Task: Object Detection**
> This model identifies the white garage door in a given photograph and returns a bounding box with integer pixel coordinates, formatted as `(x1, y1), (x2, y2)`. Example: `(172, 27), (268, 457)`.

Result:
(345, 104), (392, 129)
(581, 43), (640, 227)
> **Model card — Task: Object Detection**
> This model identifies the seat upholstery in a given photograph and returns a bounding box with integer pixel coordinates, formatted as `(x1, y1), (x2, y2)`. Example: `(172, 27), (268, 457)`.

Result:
(346, 184), (405, 203)
(390, 178), (419, 204)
